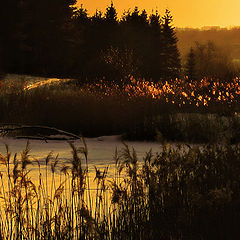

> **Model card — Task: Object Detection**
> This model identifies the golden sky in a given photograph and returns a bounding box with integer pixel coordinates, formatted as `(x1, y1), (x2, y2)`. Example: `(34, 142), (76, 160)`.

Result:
(76, 0), (240, 28)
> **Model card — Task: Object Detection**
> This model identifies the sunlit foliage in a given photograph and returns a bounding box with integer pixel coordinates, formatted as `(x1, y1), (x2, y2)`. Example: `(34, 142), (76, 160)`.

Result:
(71, 76), (240, 109)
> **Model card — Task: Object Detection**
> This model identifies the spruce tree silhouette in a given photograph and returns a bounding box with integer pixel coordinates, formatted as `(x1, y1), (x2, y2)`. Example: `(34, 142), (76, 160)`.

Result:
(99, 2), (120, 81)
(148, 10), (163, 82)
(120, 7), (151, 80)
(105, 1), (117, 24)
(104, 1), (118, 46)
(162, 9), (181, 80)
(71, 5), (90, 78)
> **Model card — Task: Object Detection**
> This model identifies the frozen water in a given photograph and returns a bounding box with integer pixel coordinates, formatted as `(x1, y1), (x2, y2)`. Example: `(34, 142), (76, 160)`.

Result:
(0, 136), (163, 172)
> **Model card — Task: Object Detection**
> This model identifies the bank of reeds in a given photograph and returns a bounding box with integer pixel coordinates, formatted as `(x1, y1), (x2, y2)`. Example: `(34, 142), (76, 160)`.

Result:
(0, 141), (240, 239)
(1, 76), (240, 142)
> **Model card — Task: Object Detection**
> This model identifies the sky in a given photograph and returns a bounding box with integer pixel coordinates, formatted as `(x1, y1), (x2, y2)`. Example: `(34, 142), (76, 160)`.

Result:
(76, 0), (240, 28)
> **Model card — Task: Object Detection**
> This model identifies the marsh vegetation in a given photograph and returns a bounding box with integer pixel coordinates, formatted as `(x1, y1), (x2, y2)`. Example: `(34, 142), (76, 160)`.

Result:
(0, 141), (239, 239)
(1, 75), (240, 143)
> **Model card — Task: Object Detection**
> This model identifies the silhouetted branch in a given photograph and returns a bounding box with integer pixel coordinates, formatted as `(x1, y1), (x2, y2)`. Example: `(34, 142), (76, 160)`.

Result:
(0, 125), (82, 140)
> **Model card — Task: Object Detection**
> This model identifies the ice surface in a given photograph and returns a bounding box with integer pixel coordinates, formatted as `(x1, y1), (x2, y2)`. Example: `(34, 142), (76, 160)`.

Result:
(0, 136), (163, 171)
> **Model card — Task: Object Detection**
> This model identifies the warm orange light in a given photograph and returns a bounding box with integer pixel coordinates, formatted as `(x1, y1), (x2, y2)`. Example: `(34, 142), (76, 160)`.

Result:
(76, 0), (240, 28)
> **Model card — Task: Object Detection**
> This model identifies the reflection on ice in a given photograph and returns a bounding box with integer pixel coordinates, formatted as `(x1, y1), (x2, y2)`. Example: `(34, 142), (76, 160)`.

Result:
(0, 136), (162, 174)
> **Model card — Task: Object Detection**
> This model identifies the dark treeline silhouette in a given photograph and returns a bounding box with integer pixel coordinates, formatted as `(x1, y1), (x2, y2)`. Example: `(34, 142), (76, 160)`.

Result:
(0, 2), (181, 82)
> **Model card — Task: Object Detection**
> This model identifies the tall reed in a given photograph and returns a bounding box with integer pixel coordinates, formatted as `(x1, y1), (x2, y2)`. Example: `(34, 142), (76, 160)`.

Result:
(0, 141), (240, 239)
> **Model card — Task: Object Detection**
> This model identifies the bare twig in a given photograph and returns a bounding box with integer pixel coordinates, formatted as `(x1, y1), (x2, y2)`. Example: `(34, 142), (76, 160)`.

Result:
(0, 125), (82, 141)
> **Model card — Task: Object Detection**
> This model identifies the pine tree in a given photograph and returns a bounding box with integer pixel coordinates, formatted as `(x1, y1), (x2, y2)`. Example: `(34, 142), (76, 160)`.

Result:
(73, 5), (89, 41)
(102, 2), (119, 55)
(162, 9), (181, 80)
(147, 10), (162, 82)
(119, 8), (150, 79)
(105, 2), (117, 24)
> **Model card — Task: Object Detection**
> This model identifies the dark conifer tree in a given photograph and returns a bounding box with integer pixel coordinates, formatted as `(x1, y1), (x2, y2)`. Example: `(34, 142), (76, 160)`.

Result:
(119, 7), (150, 78)
(105, 2), (117, 24)
(104, 1), (118, 46)
(73, 5), (89, 60)
(74, 5), (89, 25)
(73, 5), (97, 79)
(162, 9), (181, 80)
(148, 11), (163, 81)
(90, 10), (105, 51)
(97, 2), (120, 80)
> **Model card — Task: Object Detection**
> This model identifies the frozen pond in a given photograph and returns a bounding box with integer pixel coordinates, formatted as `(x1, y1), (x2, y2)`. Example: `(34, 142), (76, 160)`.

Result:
(0, 135), (163, 173)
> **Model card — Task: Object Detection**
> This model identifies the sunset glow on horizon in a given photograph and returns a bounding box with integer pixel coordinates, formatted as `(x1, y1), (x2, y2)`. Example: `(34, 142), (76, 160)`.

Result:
(76, 0), (240, 28)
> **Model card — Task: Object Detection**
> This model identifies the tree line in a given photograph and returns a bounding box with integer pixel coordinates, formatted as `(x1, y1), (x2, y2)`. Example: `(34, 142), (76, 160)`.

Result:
(0, 1), (181, 83)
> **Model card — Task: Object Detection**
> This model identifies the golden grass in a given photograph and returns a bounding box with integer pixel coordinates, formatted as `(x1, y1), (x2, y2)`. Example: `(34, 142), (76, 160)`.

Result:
(0, 141), (240, 239)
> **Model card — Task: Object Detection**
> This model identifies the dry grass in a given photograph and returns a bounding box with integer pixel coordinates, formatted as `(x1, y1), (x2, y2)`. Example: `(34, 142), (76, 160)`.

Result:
(0, 141), (240, 239)
(1, 75), (240, 142)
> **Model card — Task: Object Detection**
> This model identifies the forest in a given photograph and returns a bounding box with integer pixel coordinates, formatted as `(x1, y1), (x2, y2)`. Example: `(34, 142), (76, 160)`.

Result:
(0, 1), (181, 82)
(1, 1), (240, 84)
